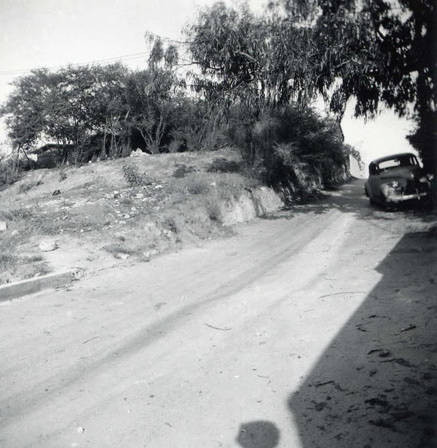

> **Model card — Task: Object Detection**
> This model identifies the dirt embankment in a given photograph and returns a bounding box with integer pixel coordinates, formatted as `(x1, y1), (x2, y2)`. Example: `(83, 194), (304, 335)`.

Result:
(0, 149), (283, 285)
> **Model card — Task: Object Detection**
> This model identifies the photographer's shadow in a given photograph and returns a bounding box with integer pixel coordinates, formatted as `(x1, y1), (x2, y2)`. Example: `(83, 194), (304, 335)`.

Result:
(236, 421), (280, 448)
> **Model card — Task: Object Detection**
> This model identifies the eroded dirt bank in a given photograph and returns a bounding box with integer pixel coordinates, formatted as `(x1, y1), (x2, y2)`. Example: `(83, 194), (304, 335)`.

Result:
(0, 180), (436, 447)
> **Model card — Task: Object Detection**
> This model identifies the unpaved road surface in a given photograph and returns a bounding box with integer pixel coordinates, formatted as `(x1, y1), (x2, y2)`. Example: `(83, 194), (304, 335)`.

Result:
(1, 180), (436, 448)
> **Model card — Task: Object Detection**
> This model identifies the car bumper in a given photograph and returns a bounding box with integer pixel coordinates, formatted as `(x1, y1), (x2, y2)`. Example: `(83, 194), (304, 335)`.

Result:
(385, 191), (429, 203)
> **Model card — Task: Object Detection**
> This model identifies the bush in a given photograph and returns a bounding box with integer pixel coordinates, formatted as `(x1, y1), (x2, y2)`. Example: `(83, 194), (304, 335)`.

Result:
(185, 177), (211, 195)
(0, 156), (21, 187)
(122, 163), (154, 187)
(207, 157), (240, 173)
(228, 105), (351, 201)
(173, 164), (196, 178)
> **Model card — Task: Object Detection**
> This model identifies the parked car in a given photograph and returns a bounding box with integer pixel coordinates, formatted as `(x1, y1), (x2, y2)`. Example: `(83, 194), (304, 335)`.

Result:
(364, 152), (433, 207)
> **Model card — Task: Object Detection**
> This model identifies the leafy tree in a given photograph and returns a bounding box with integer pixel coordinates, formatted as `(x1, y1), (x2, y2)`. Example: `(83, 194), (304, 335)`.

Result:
(275, 0), (436, 172)
(188, 0), (435, 172)
(0, 69), (51, 152)
(125, 68), (182, 153)
(0, 64), (129, 160)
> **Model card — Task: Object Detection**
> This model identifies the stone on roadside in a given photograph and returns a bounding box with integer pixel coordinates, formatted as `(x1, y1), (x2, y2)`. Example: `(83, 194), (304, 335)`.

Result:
(39, 240), (58, 252)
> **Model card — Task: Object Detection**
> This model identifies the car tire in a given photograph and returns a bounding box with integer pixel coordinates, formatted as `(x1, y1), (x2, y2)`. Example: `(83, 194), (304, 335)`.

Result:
(368, 195), (377, 206)
(419, 196), (433, 211)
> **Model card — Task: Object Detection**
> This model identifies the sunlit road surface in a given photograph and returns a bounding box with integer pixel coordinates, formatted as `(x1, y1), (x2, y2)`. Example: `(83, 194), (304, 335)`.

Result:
(1, 180), (436, 448)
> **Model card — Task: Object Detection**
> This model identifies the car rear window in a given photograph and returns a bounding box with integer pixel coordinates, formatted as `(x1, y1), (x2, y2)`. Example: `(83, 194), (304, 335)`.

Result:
(377, 155), (417, 171)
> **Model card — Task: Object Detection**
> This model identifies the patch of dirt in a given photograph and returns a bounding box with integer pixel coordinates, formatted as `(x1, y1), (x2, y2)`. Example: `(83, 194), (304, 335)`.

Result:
(0, 149), (283, 284)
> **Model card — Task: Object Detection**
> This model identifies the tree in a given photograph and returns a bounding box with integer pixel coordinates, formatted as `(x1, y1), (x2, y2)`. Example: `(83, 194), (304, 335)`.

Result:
(275, 0), (436, 172)
(0, 69), (51, 152)
(125, 68), (182, 153)
(188, 0), (435, 172)
(187, 2), (314, 112)
(1, 64), (129, 160)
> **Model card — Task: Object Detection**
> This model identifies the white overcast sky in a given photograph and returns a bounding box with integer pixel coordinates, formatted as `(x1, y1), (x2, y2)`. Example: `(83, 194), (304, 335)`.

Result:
(0, 0), (415, 173)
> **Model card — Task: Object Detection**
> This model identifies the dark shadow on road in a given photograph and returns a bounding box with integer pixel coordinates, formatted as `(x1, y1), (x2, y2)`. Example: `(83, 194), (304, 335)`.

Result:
(288, 229), (437, 447)
(236, 421), (280, 448)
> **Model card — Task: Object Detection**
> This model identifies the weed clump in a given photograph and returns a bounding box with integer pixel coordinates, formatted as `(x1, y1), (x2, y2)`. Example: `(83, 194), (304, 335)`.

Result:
(122, 164), (154, 187)
(173, 164), (196, 178)
(207, 158), (240, 173)
(185, 177), (210, 195)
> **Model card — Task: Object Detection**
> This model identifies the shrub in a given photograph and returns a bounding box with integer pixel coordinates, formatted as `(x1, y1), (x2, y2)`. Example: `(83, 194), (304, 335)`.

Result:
(185, 177), (210, 195)
(173, 164), (196, 178)
(122, 163), (154, 187)
(0, 156), (21, 187)
(228, 105), (351, 200)
(207, 157), (240, 173)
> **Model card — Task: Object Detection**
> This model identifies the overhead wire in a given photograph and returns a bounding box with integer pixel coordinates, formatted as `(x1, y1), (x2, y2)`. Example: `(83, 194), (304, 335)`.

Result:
(0, 51), (149, 76)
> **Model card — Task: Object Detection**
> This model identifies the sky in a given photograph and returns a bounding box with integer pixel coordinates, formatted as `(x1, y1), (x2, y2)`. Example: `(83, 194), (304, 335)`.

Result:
(0, 0), (415, 175)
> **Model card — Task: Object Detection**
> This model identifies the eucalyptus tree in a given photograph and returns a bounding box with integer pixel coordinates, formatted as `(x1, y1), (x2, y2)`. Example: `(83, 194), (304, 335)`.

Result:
(187, 2), (316, 112)
(187, 0), (435, 171)
(275, 0), (436, 171)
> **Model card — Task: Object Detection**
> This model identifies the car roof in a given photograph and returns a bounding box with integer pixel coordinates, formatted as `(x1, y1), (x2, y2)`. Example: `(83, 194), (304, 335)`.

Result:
(370, 152), (416, 165)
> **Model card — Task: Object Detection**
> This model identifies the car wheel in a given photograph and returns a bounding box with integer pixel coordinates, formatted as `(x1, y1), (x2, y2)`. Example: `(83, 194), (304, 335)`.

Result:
(368, 194), (377, 206)
(419, 196), (433, 211)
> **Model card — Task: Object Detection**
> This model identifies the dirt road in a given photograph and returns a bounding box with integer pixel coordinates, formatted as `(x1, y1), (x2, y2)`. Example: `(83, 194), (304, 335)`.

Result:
(1, 180), (436, 448)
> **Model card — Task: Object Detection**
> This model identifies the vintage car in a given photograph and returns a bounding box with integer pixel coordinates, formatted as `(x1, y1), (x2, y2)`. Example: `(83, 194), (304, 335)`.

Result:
(364, 152), (433, 207)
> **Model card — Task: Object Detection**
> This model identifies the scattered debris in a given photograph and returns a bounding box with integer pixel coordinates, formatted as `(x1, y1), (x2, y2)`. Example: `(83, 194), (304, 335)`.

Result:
(390, 410), (414, 421)
(313, 401), (328, 412)
(313, 380), (346, 392)
(39, 240), (58, 252)
(153, 302), (167, 311)
(82, 336), (100, 344)
(369, 418), (396, 431)
(367, 349), (391, 357)
(314, 380), (336, 388)
(204, 323), (232, 331)
(400, 324), (417, 333)
(365, 397), (390, 408)
(319, 291), (365, 299)
(380, 358), (414, 368)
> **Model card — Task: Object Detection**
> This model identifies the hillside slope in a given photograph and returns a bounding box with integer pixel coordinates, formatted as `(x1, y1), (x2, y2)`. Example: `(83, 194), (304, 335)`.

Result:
(0, 149), (282, 285)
